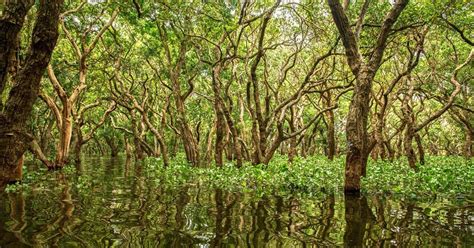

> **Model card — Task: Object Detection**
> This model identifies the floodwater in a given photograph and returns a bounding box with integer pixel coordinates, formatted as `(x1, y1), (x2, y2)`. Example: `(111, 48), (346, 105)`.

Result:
(0, 157), (472, 247)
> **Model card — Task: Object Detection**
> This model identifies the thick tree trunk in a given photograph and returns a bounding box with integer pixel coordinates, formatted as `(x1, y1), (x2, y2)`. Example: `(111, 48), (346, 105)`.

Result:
(0, 0), (34, 107)
(175, 96), (199, 165)
(395, 133), (403, 159)
(134, 137), (144, 160)
(73, 140), (83, 164)
(129, 112), (145, 160)
(327, 0), (408, 194)
(288, 110), (298, 162)
(0, 0), (63, 187)
(288, 136), (297, 162)
(222, 103), (243, 167)
(403, 120), (418, 170)
(140, 112), (169, 167)
(344, 73), (372, 193)
(384, 140), (395, 161)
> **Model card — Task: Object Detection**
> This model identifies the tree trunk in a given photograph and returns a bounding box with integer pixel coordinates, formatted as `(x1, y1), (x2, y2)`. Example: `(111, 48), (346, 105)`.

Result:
(213, 90), (226, 167)
(402, 82), (418, 170)
(40, 116), (54, 156)
(71, 125), (84, 164)
(134, 137), (144, 160)
(0, 0), (34, 107)
(56, 110), (73, 167)
(326, 109), (336, 160)
(395, 133), (403, 159)
(327, 0), (408, 193)
(0, 0), (63, 187)
(105, 136), (119, 157)
(372, 112), (387, 161)
(171, 71), (200, 166)
(124, 137), (132, 159)
(465, 129), (473, 158)
(288, 136), (297, 162)
(28, 139), (53, 168)
(344, 73), (372, 193)
(403, 126), (417, 170)
(414, 133), (425, 165)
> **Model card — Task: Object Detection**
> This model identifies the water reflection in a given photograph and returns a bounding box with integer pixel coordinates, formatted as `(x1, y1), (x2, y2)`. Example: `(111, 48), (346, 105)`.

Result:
(0, 157), (472, 247)
(343, 194), (374, 247)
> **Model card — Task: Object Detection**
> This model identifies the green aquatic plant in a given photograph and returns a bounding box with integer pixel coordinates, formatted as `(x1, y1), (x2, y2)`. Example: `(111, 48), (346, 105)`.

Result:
(4, 182), (23, 193)
(361, 156), (474, 198)
(5, 156), (472, 200)
(144, 155), (473, 199)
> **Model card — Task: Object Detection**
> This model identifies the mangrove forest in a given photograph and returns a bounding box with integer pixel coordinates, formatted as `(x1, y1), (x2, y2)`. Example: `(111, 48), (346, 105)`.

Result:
(0, 0), (473, 246)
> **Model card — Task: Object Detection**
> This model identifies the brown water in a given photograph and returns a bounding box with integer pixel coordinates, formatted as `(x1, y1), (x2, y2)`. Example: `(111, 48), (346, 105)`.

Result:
(0, 157), (472, 247)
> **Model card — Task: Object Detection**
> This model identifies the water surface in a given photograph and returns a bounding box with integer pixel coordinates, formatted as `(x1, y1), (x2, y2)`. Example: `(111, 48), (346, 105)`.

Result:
(0, 157), (472, 247)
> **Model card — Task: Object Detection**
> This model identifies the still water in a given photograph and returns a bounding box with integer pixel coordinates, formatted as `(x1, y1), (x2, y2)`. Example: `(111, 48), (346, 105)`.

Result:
(0, 157), (472, 247)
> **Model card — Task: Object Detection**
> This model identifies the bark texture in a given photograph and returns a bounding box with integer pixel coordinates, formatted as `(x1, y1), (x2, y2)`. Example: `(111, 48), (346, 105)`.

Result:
(0, 0), (63, 187)
(0, 0), (34, 108)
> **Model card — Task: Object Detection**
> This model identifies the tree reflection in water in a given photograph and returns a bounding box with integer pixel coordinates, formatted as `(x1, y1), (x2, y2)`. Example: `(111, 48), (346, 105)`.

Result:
(0, 157), (472, 247)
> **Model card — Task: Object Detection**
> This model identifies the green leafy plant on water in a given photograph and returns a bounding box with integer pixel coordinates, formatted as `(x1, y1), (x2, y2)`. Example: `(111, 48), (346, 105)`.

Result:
(4, 181), (23, 193)
(144, 155), (473, 199)
(362, 156), (473, 198)
(4, 165), (40, 193)
(4, 156), (472, 200)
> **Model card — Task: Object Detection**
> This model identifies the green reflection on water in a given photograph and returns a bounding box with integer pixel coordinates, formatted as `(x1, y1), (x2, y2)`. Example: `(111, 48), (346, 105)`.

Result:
(0, 156), (472, 247)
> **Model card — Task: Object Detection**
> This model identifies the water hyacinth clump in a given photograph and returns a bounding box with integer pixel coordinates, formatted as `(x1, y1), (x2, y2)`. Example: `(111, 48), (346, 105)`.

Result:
(144, 155), (473, 200)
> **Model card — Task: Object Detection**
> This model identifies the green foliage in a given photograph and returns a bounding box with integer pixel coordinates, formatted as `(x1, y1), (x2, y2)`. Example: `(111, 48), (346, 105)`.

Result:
(4, 182), (23, 193)
(362, 156), (474, 199)
(144, 155), (473, 200)
(3, 165), (42, 193)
